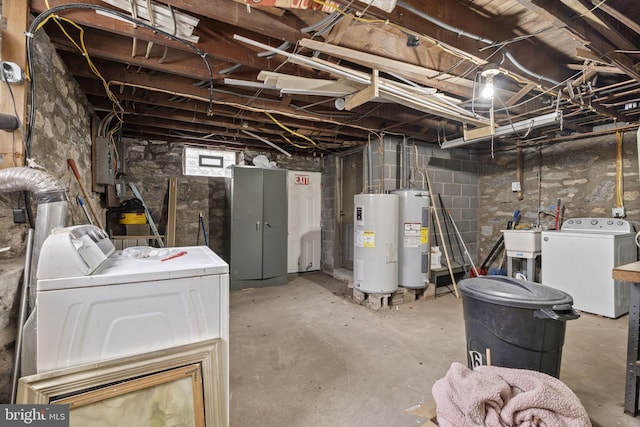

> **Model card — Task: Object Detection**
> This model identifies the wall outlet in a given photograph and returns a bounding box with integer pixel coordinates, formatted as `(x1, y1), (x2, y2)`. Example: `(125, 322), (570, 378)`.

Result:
(612, 207), (626, 218)
(13, 208), (26, 224)
(0, 61), (23, 84)
(511, 181), (521, 192)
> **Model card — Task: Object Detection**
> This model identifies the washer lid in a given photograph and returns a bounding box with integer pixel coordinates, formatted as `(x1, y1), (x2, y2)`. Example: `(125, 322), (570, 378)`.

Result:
(458, 276), (573, 309)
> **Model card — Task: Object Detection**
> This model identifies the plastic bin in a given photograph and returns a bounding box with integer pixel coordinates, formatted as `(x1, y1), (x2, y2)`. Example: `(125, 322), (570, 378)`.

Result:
(458, 276), (579, 378)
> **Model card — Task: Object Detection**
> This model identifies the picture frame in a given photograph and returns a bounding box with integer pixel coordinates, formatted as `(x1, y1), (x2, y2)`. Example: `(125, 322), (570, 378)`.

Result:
(17, 339), (226, 427)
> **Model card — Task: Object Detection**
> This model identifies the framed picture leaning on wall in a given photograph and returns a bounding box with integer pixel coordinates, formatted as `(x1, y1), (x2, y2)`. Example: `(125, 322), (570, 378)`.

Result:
(17, 339), (225, 427)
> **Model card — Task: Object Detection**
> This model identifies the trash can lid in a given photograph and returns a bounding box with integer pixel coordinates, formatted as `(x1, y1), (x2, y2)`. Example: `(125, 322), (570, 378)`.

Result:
(458, 276), (574, 309)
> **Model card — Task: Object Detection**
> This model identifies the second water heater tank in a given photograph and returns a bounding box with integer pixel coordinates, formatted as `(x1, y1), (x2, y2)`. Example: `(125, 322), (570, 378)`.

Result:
(393, 189), (430, 288)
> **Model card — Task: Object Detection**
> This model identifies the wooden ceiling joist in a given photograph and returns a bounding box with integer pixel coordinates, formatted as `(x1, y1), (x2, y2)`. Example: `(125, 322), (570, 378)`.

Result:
(19, 0), (640, 153)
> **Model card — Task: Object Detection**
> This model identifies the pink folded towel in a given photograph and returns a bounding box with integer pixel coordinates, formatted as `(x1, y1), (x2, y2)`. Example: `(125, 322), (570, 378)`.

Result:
(431, 362), (591, 427)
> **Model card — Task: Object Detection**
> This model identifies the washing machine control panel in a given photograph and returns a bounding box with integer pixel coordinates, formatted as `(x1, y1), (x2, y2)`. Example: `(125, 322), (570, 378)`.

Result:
(561, 217), (632, 233)
(37, 225), (116, 279)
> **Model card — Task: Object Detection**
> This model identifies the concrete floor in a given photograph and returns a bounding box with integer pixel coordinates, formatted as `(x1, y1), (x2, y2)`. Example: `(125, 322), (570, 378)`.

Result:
(229, 272), (640, 427)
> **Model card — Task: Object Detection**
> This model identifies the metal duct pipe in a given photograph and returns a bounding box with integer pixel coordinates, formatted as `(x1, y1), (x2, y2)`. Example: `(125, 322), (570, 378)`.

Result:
(0, 167), (68, 308)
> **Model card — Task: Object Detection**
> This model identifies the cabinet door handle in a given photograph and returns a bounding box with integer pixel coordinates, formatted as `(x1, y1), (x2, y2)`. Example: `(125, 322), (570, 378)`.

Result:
(256, 221), (261, 231)
(265, 221), (272, 228)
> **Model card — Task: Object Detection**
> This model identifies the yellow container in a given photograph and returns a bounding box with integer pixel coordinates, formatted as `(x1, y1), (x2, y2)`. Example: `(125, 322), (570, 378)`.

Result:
(119, 212), (147, 225)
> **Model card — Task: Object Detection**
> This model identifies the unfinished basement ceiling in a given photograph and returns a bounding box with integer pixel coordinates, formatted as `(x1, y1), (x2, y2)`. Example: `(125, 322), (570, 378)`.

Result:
(30, 0), (640, 154)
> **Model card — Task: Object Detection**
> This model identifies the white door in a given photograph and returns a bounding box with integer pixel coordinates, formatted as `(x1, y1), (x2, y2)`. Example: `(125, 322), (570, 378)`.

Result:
(287, 171), (321, 273)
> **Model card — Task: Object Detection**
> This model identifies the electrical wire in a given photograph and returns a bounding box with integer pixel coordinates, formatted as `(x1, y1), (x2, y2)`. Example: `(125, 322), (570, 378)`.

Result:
(26, 3), (215, 155)
(478, 27), (557, 52)
(107, 80), (378, 134)
(30, 1), (608, 153)
(280, 132), (318, 150)
(265, 112), (318, 147)
(492, 69), (586, 112)
(580, 0), (607, 16)
(39, 8), (125, 142)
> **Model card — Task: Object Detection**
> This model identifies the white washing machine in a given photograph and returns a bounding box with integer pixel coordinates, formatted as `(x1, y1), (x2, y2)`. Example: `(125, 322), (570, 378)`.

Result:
(22, 224), (229, 414)
(541, 218), (636, 318)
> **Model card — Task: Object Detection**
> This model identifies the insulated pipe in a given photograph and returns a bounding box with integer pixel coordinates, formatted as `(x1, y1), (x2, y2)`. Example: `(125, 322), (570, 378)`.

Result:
(0, 167), (68, 309)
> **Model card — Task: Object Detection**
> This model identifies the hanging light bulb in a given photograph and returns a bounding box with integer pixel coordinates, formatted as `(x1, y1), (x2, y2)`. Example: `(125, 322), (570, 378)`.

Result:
(481, 75), (495, 99)
(481, 64), (500, 99)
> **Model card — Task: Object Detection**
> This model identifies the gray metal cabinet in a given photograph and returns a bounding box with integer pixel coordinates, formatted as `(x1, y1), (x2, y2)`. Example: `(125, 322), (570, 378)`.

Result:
(228, 166), (288, 289)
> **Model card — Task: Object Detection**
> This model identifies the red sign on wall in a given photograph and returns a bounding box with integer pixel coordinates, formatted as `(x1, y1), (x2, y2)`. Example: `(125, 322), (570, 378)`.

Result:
(295, 174), (309, 185)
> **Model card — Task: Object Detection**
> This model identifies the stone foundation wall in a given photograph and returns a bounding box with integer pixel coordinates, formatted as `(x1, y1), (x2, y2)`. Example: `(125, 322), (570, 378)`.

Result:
(121, 143), (322, 260)
(0, 29), (95, 402)
(478, 131), (640, 267)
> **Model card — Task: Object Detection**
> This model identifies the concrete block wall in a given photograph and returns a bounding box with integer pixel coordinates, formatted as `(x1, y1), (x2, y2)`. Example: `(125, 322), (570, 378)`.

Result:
(319, 137), (480, 273)
(367, 136), (480, 264)
(321, 155), (337, 273)
(424, 145), (480, 260)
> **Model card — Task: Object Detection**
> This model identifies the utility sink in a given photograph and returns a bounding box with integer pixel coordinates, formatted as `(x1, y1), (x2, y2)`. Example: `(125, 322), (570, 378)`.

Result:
(502, 229), (542, 253)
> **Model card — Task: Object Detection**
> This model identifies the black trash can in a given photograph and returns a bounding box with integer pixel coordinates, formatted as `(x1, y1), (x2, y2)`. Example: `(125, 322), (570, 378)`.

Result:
(458, 276), (579, 378)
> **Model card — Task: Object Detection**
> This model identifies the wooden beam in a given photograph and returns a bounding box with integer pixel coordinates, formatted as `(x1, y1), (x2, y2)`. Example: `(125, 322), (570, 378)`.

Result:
(516, 147), (523, 201)
(47, 27), (216, 81)
(331, 0), (573, 86)
(505, 83), (537, 107)
(345, 70), (379, 110)
(30, 0), (286, 72)
(159, 0), (303, 43)
(571, 68), (598, 88)
(558, 0), (636, 51)
(566, 64), (625, 74)
(525, 0), (640, 82)
(299, 37), (476, 99)
(592, 1), (640, 36)
(85, 95), (363, 143)
(463, 125), (494, 141)
(166, 176), (177, 247)
(68, 54), (458, 137)
(0, 0), (28, 168)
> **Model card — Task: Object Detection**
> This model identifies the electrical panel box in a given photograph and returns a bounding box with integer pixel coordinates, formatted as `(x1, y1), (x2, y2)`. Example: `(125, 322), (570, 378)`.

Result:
(95, 136), (115, 186)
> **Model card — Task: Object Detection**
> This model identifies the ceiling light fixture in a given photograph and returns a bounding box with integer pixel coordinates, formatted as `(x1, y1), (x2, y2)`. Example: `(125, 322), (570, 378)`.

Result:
(480, 64), (500, 99)
(440, 111), (562, 149)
